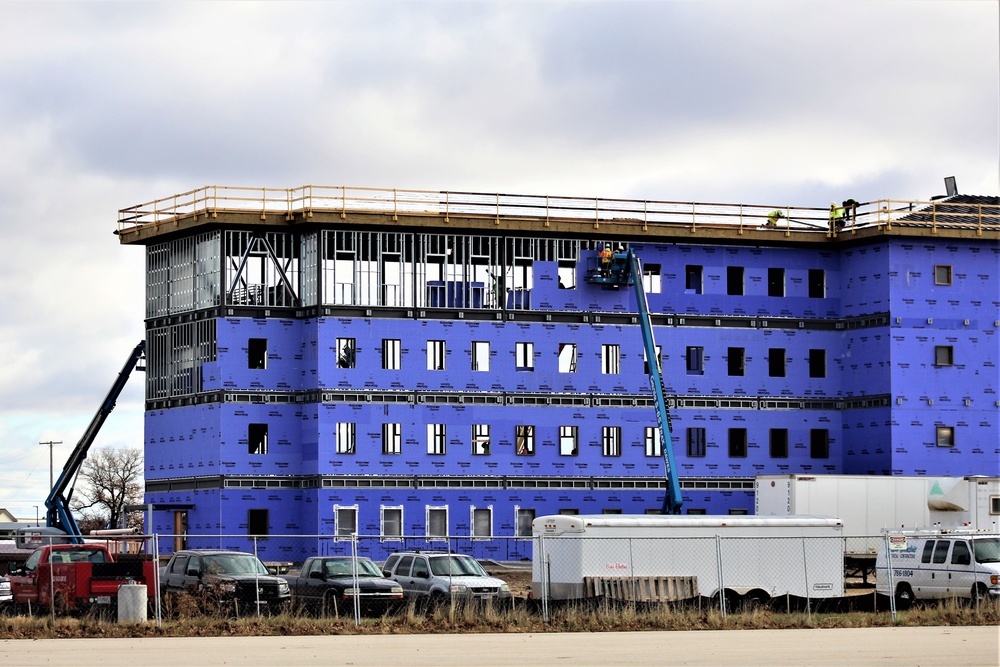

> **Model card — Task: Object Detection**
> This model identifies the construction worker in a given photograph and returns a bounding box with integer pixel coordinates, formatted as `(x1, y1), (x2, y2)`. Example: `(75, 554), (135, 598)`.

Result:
(599, 243), (612, 276)
(841, 198), (859, 226)
(829, 203), (843, 234)
(766, 210), (785, 227)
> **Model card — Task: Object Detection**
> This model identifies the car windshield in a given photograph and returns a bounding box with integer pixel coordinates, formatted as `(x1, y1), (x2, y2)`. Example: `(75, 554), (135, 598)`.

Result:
(203, 554), (268, 575)
(429, 555), (488, 577)
(324, 559), (383, 578)
(973, 538), (1000, 563)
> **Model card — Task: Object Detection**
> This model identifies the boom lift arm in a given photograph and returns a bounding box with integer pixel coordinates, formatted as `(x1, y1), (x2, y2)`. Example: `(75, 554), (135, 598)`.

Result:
(44, 340), (146, 542)
(586, 249), (683, 514)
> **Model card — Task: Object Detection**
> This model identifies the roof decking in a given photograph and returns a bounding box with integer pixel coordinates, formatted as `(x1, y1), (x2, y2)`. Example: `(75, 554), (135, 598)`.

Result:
(116, 185), (1000, 245)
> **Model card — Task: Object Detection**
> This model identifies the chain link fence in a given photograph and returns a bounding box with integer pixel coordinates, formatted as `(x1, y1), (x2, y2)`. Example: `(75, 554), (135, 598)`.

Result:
(18, 531), (988, 623)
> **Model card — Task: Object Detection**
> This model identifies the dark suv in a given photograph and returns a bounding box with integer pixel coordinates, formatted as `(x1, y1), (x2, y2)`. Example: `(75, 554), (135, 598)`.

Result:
(160, 549), (290, 615)
(382, 551), (511, 607)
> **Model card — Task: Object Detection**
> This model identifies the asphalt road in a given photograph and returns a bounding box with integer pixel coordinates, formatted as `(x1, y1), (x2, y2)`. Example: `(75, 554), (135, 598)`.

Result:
(1, 627), (997, 666)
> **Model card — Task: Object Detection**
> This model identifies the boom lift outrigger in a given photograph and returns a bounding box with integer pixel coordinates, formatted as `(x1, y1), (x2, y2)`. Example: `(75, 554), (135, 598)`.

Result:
(586, 248), (683, 514)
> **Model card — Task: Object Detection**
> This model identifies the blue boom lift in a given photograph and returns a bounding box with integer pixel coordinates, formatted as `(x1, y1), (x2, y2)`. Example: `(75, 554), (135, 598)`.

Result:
(586, 248), (683, 514)
(41, 341), (146, 542)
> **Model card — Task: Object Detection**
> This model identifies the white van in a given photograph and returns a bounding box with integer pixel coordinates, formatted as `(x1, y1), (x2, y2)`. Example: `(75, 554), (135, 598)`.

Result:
(875, 529), (1000, 608)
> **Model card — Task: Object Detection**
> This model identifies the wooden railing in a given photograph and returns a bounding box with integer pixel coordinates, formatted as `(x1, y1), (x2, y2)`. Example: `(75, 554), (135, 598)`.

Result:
(118, 185), (1000, 236)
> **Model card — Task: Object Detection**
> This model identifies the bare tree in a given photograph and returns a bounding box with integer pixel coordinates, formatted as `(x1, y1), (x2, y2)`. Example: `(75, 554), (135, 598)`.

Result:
(70, 446), (144, 531)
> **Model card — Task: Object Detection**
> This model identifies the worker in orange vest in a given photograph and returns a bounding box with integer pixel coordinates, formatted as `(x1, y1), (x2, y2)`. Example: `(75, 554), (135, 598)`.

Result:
(599, 244), (612, 276)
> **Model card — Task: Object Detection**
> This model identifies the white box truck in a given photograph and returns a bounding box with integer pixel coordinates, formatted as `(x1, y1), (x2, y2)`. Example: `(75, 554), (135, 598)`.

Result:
(875, 528), (1000, 608)
(532, 514), (844, 606)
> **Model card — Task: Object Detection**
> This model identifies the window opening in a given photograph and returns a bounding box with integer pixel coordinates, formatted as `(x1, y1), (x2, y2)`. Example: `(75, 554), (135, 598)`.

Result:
(427, 507), (448, 540)
(729, 428), (748, 458)
(642, 264), (662, 293)
(602, 344), (620, 374)
(644, 345), (663, 376)
(559, 425), (578, 456)
(558, 343), (578, 373)
(935, 426), (955, 448)
(515, 342), (534, 371)
(687, 427), (706, 458)
(249, 423), (268, 455)
(337, 422), (356, 454)
(727, 266), (744, 296)
(768, 348), (786, 377)
(427, 423), (447, 455)
(248, 509), (268, 536)
(768, 267), (785, 297)
(248, 338), (267, 370)
(685, 265), (703, 294)
(472, 341), (490, 371)
(381, 507), (403, 540)
(686, 346), (704, 375)
(728, 347), (745, 376)
(934, 264), (953, 286)
(336, 337), (356, 369)
(382, 422), (401, 454)
(335, 505), (358, 538)
(382, 338), (401, 370)
(602, 426), (621, 457)
(770, 428), (788, 458)
(810, 428), (830, 458)
(934, 345), (954, 366)
(808, 269), (826, 298)
(472, 507), (492, 538)
(515, 425), (535, 456)
(809, 349), (826, 378)
(645, 427), (661, 457)
(515, 508), (535, 537)
(428, 340), (446, 370)
(472, 424), (490, 455)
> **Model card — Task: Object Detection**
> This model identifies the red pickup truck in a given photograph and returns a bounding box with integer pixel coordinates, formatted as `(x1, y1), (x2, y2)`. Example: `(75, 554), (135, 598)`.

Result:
(8, 544), (157, 614)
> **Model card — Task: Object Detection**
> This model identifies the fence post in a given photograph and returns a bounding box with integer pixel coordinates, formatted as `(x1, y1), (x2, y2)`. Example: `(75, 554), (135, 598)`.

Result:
(628, 536), (636, 612)
(251, 536), (260, 617)
(539, 534), (549, 622)
(884, 532), (897, 622)
(801, 539), (811, 622)
(153, 533), (161, 627)
(715, 535), (726, 617)
(351, 533), (361, 625)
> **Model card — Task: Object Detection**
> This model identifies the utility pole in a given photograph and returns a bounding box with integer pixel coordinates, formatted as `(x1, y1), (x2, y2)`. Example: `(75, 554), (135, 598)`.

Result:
(39, 440), (62, 490)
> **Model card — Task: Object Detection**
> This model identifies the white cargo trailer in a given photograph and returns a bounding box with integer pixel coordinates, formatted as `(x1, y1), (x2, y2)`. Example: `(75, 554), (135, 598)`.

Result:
(755, 475), (1000, 553)
(755, 475), (941, 556)
(531, 514), (844, 604)
(927, 477), (1000, 532)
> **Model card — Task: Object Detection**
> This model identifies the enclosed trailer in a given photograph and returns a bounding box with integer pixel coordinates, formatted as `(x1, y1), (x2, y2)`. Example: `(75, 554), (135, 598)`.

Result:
(532, 514), (844, 604)
(756, 475), (1000, 552)
(927, 477), (1000, 532)
(755, 475), (942, 555)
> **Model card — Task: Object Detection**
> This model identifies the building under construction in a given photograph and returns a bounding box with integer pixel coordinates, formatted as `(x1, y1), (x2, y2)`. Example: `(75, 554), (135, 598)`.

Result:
(116, 185), (1000, 561)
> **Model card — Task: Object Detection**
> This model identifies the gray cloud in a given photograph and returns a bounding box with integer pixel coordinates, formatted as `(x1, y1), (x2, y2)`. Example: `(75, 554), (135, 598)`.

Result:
(0, 0), (996, 517)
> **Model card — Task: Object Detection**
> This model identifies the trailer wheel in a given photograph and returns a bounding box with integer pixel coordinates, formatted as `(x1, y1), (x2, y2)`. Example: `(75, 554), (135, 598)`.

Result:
(740, 590), (770, 613)
(894, 583), (914, 611)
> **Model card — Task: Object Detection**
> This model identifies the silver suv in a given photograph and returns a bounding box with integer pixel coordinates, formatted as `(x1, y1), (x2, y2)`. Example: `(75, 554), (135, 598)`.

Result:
(382, 551), (511, 606)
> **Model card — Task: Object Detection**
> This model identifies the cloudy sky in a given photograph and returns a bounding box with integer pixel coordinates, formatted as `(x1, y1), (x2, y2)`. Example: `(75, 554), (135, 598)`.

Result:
(0, 1), (996, 521)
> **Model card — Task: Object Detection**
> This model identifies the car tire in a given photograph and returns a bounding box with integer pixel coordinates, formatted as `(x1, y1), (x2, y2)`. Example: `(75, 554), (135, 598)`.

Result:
(894, 583), (914, 611)
(971, 583), (990, 607)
